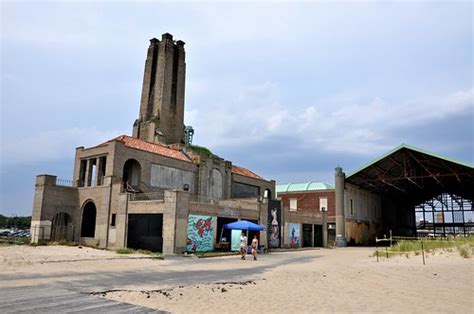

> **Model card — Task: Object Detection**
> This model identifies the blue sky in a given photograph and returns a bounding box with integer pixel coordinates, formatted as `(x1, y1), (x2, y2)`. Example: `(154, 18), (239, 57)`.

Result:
(1, 1), (473, 216)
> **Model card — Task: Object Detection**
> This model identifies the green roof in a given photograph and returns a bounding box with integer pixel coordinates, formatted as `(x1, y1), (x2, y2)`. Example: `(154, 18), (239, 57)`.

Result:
(276, 181), (334, 194)
(346, 143), (474, 178)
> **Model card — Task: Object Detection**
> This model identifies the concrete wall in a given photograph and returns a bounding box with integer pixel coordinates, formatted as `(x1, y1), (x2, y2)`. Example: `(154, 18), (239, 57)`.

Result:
(196, 155), (232, 199)
(77, 182), (112, 247)
(344, 183), (382, 244)
(31, 175), (79, 242)
(112, 141), (196, 193)
(150, 164), (195, 192)
(162, 190), (189, 254)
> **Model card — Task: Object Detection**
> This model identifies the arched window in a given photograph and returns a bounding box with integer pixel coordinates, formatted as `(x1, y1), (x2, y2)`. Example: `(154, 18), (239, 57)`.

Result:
(264, 189), (272, 199)
(209, 169), (223, 199)
(122, 159), (141, 191)
(81, 202), (97, 238)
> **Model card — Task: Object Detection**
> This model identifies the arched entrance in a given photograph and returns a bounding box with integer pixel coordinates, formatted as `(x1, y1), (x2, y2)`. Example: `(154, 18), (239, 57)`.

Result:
(51, 212), (72, 241)
(81, 201), (96, 238)
(122, 159), (141, 191)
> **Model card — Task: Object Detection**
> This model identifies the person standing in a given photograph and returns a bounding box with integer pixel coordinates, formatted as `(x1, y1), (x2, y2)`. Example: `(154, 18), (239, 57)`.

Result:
(251, 235), (259, 261)
(240, 232), (248, 260)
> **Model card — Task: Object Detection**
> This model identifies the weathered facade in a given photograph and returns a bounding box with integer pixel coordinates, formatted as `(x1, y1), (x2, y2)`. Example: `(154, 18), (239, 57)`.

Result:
(276, 182), (336, 248)
(334, 145), (474, 246)
(31, 33), (277, 254)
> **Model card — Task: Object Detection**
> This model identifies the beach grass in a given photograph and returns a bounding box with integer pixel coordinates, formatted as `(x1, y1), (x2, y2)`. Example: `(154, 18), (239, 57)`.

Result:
(115, 248), (160, 256)
(377, 236), (474, 258)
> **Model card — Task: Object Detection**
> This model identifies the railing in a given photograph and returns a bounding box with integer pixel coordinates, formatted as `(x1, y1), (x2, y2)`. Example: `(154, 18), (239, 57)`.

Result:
(129, 190), (165, 201)
(56, 178), (73, 187)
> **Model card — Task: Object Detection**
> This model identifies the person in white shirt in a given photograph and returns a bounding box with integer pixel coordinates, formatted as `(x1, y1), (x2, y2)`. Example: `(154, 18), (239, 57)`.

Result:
(240, 232), (248, 260)
(251, 235), (259, 261)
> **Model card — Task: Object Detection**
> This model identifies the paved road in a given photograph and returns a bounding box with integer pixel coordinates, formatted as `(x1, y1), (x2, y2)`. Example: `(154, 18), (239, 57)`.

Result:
(0, 250), (319, 313)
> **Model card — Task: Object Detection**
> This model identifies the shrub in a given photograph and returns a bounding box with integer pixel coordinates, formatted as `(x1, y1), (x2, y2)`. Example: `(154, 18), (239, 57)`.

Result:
(457, 245), (471, 258)
(116, 248), (134, 254)
(187, 144), (213, 157)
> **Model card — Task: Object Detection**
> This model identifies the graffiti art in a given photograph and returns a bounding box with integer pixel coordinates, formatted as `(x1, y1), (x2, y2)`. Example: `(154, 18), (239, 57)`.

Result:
(186, 214), (214, 252)
(289, 223), (300, 248)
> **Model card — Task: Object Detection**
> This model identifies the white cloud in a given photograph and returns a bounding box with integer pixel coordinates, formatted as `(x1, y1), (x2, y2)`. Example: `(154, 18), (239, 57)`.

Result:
(1, 127), (126, 165)
(186, 83), (473, 156)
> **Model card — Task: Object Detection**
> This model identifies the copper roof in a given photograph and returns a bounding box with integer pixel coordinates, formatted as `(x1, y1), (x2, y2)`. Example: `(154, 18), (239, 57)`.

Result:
(231, 165), (264, 180)
(111, 135), (191, 162)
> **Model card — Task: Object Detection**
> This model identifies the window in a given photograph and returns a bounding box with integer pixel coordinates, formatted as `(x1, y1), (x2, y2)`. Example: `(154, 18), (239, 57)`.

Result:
(290, 198), (297, 211)
(319, 197), (328, 212)
(350, 199), (354, 216)
(111, 214), (116, 227)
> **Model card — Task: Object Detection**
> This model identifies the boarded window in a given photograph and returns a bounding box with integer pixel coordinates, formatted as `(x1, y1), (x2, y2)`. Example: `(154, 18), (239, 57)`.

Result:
(209, 169), (223, 199)
(231, 182), (260, 198)
(150, 164), (194, 192)
(290, 198), (297, 211)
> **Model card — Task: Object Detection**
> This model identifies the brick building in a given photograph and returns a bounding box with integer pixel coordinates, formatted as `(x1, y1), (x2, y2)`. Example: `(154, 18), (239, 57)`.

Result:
(31, 33), (278, 254)
(276, 182), (336, 247)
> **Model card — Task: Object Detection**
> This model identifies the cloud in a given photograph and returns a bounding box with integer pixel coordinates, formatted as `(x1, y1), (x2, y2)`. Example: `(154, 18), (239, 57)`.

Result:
(1, 127), (125, 165)
(186, 83), (473, 156)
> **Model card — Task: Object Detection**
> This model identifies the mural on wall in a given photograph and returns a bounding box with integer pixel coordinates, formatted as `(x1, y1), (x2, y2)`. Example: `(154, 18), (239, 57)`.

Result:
(186, 214), (214, 252)
(289, 223), (300, 248)
(268, 200), (281, 248)
(231, 229), (241, 251)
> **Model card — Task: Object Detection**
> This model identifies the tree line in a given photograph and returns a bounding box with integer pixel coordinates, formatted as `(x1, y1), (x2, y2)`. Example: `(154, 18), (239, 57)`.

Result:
(0, 215), (31, 229)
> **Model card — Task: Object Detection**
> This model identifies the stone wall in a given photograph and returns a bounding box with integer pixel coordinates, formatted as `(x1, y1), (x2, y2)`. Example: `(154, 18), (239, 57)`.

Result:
(31, 175), (79, 242)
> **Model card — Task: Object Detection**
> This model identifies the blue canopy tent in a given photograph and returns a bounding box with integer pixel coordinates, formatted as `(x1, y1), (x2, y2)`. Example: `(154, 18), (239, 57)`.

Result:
(222, 220), (266, 252)
(223, 220), (266, 231)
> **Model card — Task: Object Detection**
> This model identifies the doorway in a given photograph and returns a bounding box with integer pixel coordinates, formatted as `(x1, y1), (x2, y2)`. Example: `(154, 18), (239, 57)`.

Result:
(127, 214), (163, 252)
(302, 224), (313, 247)
(314, 224), (323, 247)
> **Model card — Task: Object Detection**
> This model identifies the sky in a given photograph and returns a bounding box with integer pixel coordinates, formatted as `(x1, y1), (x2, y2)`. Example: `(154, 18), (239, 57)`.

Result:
(1, 1), (473, 216)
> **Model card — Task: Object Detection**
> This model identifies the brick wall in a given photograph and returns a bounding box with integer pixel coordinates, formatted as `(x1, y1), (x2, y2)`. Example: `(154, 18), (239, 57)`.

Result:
(279, 190), (336, 219)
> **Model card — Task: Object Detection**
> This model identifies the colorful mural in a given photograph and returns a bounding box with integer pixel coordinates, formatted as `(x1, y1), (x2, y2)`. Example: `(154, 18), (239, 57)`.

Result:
(186, 214), (214, 252)
(270, 209), (280, 247)
(231, 229), (241, 251)
(289, 223), (300, 248)
(267, 200), (281, 248)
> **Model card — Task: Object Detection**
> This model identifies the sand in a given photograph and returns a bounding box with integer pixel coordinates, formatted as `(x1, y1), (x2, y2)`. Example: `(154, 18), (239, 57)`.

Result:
(1, 245), (473, 313)
(103, 249), (474, 313)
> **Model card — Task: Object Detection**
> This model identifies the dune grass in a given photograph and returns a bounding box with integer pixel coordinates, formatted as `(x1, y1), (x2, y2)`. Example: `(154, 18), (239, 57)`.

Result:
(376, 236), (474, 258)
(115, 248), (160, 256)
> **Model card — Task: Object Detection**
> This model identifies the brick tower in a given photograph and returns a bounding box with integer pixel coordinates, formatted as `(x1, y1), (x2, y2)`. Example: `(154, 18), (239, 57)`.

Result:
(132, 33), (186, 145)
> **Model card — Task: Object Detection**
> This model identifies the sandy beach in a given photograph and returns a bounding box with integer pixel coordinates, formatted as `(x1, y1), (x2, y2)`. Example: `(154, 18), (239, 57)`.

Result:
(1, 245), (472, 313)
